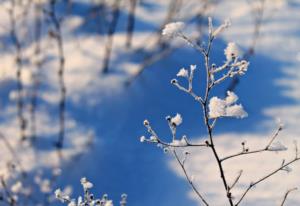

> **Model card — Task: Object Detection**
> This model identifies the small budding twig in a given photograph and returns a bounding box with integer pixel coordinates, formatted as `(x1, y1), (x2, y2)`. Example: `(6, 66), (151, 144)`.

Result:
(141, 120), (208, 148)
(48, 0), (66, 149)
(220, 125), (283, 162)
(102, 0), (120, 74)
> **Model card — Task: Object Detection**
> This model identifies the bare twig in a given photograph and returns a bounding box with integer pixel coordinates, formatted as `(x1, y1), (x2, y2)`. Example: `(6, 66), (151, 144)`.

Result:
(280, 187), (297, 206)
(173, 150), (209, 206)
(229, 170), (243, 190)
(235, 157), (300, 206)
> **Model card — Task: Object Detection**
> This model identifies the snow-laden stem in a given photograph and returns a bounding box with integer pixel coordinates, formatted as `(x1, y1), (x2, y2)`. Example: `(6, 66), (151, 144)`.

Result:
(201, 34), (234, 206)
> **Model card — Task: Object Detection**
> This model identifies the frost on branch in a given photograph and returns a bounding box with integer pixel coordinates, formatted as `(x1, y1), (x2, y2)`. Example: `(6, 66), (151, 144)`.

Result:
(209, 91), (248, 119)
(162, 22), (185, 38)
(170, 138), (188, 147)
(177, 68), (189, 78)
(55, 177), (127, 206)
(140, 114), (205, 149)
(80, 177), (93, 190)
(208, 16), (231, 38)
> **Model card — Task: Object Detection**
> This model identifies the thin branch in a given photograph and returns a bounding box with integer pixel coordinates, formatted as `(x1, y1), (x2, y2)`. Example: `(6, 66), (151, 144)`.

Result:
(229, 170), (243, 190)
(173, 150), (209, 206)
(200, 33), (235, 206)
(178, 33), (205, 55)
(280, 187), (297, 206)
(235, 157), (300, 206)
(221, 126), (282, 162)
(172, 81), (204, 104)
(143, 122), (207, 148)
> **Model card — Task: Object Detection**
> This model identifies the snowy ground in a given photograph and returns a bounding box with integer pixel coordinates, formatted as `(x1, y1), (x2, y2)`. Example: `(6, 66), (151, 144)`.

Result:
(0, 0), (300, 205)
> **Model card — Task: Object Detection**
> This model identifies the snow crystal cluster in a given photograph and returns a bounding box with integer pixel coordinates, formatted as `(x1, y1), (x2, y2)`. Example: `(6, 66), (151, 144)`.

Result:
(177, 68), (189, 78)
(268, 141), (288, 152)
(177, 65), (196, 78)
(170, 113), (183, 126)
(55, 177), (127, 206)
(208, 91), (248, 119)
(162, 22), (185, 38)
(170, 136), (188, 147)
(224, 42), (240, 61)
